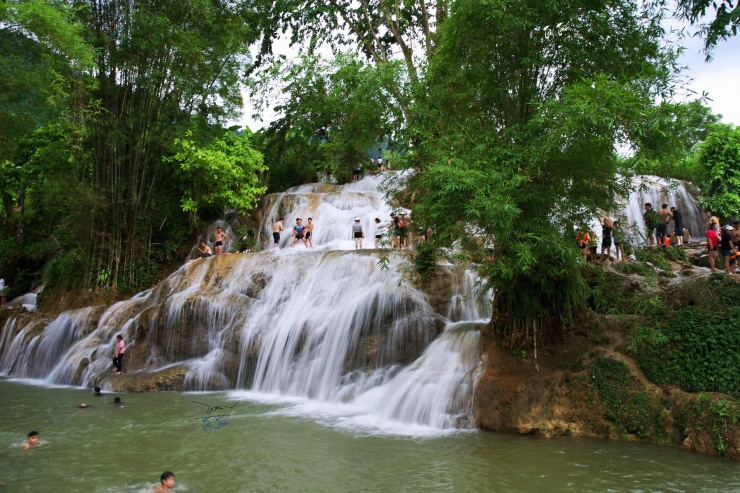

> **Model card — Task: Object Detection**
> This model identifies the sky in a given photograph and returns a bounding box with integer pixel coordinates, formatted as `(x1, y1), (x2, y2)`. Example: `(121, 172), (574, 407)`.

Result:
(239, 18), (740, 131)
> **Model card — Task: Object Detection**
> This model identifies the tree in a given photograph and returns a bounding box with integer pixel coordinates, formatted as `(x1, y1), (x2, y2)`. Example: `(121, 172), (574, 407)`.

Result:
(674, 0), (740, 55)
(168, 127), (267, 226)
(696, 124), (740, 218)
(407, 0), (679, 348)
(253, 54), (403, 189)
(76, 0), (267, 289)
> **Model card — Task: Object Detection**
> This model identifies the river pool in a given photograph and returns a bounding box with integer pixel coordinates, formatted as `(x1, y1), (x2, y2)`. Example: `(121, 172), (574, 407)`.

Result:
(0, 379), (737, 493)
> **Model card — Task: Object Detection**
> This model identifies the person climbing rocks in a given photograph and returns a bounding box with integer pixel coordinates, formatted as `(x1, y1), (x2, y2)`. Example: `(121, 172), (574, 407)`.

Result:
(292, 218), (307, 248)
(670, 206), (684, 246)
(273, 218), (284, 249)
(112, 334), (125, 374)
(352, 218), (364, 250)
(214, 227), (227, 255)
(643, 203), (658, 246)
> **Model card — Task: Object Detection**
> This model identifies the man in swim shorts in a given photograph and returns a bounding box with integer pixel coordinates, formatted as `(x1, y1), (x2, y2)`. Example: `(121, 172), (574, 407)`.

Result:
(305, 218), (314, 249)
(198, 242), (212, 258)
(292, 218), (307, 248)
(272, 218), (284, 249)
(214, 227), (227, 255)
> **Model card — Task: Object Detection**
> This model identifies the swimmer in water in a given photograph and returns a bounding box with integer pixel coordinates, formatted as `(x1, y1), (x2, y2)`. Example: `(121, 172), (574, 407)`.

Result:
(153, 471), (175, 492)
(21, 431), (41, 450)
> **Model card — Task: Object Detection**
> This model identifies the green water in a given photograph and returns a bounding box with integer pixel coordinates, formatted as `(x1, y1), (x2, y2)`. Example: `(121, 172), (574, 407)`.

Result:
(0, 379), (737, 493)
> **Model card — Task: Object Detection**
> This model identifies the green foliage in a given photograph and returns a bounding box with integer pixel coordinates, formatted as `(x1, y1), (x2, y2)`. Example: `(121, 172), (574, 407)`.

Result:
(696, 124), (740, 218)
(253, 54), (404, 190)
(591, 357), (665, 440)
(687, 394), (740, 456)
(413, 240), (437, 282)
(674, 0), (740, 55)
(406, 0), (679, 346)
(168, 127), (267, 221)
(630, 305), (740, 395)
(627, 100), (720, 182)
(46, 248), (87, 290)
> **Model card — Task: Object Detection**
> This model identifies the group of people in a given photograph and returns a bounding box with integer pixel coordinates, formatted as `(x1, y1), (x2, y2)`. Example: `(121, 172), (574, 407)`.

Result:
(271, 217), (315, 249)
(270, 212), (418, 251)
(352, 158), (392, 181)
(706, 215), (740, 274)
(577, 219), (629, 262)
(19, 430), (174, 491)
(643, 203), (687, 247)
(190, 226), (229, 262)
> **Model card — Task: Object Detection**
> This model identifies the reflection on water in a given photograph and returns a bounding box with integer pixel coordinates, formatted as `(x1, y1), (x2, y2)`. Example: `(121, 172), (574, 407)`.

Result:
(1, 379), (738, 493)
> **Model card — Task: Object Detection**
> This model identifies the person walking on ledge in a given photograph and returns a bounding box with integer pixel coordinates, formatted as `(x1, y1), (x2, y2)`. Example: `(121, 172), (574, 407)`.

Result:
(112, 334), (125, 374)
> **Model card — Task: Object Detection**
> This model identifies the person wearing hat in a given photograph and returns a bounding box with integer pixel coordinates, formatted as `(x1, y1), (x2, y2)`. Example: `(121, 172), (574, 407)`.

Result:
(351, 218), (364, 250)
(719, 224), (737, 275)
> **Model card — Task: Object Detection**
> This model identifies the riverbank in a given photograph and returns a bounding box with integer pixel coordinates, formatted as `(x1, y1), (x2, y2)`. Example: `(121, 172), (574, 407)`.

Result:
(473, 248), (740, 459)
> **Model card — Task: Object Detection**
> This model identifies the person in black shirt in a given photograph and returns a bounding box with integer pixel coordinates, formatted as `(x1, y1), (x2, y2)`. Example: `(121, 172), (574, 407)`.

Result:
(670, 207), (684, 246)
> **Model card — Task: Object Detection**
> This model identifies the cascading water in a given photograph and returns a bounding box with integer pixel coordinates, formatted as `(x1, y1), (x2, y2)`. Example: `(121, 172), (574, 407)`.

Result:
(0, 171), (488, 435)
(592, 175), (705, 245)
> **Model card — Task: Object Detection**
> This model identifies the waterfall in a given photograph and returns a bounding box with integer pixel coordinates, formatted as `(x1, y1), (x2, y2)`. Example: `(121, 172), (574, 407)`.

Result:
(0, 172), (488, 434)
(618, 175), (705, 242)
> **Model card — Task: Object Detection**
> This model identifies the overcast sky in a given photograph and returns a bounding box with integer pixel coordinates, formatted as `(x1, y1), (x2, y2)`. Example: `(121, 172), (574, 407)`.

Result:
(239, 20), (740, 131)
(676, 32), (740, 125)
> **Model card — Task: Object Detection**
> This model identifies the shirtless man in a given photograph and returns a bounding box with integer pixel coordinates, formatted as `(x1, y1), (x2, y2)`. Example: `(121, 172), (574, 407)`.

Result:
(214, 227), (227, 255)
(153, 471), (175, 492)
(272, 218), (284, 249)
(21, 431), (41, 450)
(305, 218), (314, 249)
(656, 204), (672, 246)
(292, 218), (307, 248)
(198, 242), (212, 258)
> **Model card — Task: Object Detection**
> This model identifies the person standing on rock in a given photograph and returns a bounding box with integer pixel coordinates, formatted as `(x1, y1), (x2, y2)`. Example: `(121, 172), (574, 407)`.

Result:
(612, 221), (626, 262)
(657, 204), (672, 247)
(305, 218), (314, 249)
(719, 225), (737, 275)
(670, 207), (684, 246)
(599, 218), (613, 262)
(706, 224), (720, 272)
(292, 218), (307, 248)
(273, 218), (284, 249)
(112, 334), (125, 374)
(730, 220), (740, 249)
(643, 203), (658, 246)
(352, 218), (364, 250)
(214, 227), (227, 255)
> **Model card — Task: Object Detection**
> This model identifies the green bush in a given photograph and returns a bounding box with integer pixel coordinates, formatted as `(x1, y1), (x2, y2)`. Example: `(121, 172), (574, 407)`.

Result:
(45, 248), (87, 289)
(632, 306), (740, 395)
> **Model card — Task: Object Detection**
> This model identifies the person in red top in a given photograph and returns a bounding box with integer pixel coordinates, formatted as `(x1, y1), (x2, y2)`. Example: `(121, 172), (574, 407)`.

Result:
(706, 226), (720, 272)
(112, 334), (126, 374)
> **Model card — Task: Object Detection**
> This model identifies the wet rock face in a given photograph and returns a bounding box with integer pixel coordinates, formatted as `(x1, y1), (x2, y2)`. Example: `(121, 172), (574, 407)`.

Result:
(104, 366), (189, 392)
